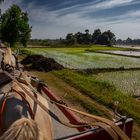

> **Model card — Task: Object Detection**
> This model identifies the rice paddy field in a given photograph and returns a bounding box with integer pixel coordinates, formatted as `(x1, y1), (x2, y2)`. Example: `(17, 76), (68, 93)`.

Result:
(93, 71), (140, 96)
(21, 47), (140, 69)
(100, 50), (140, 57)
(21, 46), (140, 96)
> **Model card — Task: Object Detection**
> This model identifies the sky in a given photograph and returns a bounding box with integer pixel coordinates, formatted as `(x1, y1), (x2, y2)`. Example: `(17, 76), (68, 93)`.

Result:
(0, 0), (140, 39)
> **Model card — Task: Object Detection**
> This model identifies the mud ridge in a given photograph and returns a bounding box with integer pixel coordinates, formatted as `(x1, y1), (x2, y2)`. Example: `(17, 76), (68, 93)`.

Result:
(21, 55), (64, 72)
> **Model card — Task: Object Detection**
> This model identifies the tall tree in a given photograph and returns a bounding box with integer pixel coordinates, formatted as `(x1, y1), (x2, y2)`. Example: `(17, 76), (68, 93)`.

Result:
(101, 30), (115, 46)
(98, 33), (110, 45)
(75, 32), (83, 44)
(66, 33), (76, 45)
(0, 5), (31, 47)
(83, 29), (92, 44)
(92, 29), (101, 44)
(126, 37), (132, 45)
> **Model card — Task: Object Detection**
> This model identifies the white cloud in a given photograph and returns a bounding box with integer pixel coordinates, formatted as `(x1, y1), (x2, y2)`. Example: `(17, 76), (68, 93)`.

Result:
(54, 0), (139, 16)
(125, 10), (140, 17)
(94, 0), (134, 8)
(84, 0), (134, 11)
(108, 22), (140, 39)
(0, 0), (140, 39)
(28, 0), (140, 39)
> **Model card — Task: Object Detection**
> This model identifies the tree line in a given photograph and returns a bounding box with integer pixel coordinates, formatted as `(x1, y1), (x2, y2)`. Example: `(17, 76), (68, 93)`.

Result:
(116, 38), (140, 45)
(65, 29), (116, 46)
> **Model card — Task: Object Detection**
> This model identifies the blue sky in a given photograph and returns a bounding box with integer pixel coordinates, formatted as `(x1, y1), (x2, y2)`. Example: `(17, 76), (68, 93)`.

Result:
(0, 0), (140, 39)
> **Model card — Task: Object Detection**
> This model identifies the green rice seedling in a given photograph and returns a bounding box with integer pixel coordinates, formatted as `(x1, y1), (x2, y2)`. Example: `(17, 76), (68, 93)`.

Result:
(93, 71), (140, 96)
(21, 48), (140, 69)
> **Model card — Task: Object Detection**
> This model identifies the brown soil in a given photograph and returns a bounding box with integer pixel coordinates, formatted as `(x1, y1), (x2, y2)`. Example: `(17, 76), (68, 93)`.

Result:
(31, 71), (139, 140)
(21, 55), (64, 72)
(31, 71), (114, 122)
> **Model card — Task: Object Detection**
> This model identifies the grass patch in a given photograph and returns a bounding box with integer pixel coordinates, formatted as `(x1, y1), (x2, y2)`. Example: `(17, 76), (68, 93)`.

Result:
(92, 71), (140, 96)
(86, 46), (129, 51)
(52, 69), (140, 124)
(20, 49), (36, 55)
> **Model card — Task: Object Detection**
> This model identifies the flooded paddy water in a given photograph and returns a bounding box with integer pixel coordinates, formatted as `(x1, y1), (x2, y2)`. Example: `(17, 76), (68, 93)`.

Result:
(100, 50), (140, 57)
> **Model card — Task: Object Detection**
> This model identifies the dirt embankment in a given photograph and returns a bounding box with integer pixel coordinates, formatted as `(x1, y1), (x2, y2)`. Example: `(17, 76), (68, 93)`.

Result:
(21, 55), (64, 72)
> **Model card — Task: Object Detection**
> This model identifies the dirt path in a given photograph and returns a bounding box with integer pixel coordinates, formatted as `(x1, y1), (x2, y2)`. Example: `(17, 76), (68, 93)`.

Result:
(31, 71), (140, 140)
(32, 71), (115, 121)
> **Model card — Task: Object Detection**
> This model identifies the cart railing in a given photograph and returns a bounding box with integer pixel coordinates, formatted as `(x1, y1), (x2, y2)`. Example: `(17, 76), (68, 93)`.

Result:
(41, 86), (133, 140)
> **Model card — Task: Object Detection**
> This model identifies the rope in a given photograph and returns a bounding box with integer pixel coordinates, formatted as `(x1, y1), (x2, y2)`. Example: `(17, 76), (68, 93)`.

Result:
(3, 71), (130, 140)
